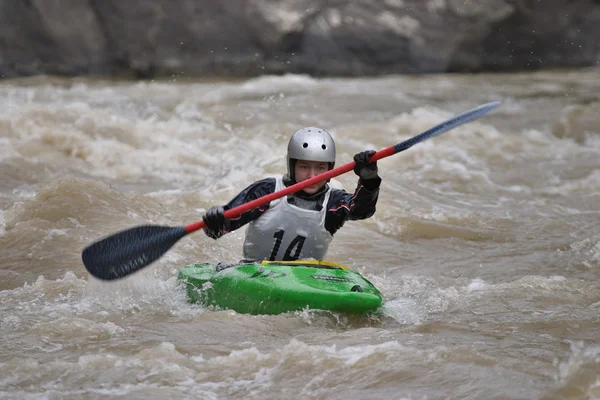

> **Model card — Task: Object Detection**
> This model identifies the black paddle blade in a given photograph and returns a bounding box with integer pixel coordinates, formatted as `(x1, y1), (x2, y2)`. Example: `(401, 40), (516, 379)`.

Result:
(82, 225), (188, 280)
(393, 100), (501, 153)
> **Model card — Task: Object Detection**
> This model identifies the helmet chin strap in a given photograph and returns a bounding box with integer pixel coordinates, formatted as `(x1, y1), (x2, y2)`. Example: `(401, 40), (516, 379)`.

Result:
(295, 184), (328, 199)
(287, 158), (297, 182)
(283, 174), (295, 185)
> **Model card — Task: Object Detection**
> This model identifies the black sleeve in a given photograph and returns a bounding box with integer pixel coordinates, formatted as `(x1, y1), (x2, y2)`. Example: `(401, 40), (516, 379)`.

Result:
(324, 176), (381, 236)
(213, 177), (277, 237)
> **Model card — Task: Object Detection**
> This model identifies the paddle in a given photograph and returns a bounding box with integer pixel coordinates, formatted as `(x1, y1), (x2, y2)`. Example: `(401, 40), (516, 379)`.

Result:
(82, 100), (501, 280)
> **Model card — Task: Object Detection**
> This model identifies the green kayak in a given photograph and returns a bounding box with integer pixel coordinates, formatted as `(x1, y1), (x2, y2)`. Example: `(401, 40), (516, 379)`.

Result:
(177, 260), (383, 315)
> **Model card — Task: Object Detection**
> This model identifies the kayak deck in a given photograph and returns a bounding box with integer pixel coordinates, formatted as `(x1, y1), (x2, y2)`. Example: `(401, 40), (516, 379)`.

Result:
(177, 260), (383, 315)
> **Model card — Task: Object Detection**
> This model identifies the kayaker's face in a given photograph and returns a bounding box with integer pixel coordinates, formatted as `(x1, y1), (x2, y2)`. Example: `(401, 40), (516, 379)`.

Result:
(294, 160), (329, 194)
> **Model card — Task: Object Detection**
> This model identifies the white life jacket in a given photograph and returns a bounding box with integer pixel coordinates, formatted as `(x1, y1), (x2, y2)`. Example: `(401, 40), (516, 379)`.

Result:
(242, 177), (333, 261)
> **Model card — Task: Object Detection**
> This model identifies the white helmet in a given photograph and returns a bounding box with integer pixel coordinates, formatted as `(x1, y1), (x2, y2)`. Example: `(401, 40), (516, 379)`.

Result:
(286, 127), (336, 181)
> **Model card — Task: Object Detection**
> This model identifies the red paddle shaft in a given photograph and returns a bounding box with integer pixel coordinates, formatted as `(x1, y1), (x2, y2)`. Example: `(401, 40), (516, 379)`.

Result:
(184, 153), (385, 233)
(184, 100), (500, 234)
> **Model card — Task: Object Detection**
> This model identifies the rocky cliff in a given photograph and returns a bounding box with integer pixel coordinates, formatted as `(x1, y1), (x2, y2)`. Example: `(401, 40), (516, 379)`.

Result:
(1, 0), (599, 78)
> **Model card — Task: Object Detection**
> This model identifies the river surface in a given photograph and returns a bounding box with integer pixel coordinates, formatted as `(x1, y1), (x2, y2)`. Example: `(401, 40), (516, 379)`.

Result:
(1, 69), (599, 399)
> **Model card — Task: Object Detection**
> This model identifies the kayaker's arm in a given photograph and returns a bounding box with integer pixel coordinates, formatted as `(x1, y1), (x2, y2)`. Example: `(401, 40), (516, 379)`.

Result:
(203, 178), (277, 239)
(324, 175), (381, 235)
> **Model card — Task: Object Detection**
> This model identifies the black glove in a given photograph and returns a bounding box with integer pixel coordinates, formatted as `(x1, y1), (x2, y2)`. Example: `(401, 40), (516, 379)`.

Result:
(203, 206), (225, 239)
(353, 150), (378, 180)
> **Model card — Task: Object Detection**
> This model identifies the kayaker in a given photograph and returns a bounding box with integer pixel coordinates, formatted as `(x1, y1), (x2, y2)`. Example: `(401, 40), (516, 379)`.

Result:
(202, 127), (380, 261)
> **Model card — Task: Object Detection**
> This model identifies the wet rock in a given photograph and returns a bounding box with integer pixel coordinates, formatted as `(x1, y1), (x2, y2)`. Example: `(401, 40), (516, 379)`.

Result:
(0, 0), (598, 78)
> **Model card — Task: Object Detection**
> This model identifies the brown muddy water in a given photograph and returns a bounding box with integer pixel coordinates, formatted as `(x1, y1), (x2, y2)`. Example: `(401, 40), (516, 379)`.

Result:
(1, 69), (599, 399)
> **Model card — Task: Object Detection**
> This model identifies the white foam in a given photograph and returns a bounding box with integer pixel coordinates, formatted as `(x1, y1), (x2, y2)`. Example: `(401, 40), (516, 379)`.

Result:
(466, 278), (488, 292)
(556, 342), (600, 392)
(198, 74), (318, 104)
